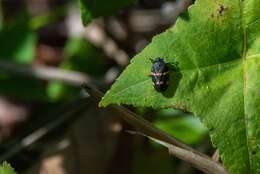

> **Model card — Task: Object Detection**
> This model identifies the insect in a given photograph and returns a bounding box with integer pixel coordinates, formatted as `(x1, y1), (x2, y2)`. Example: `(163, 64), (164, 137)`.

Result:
(218, 4), (226, 15)
(150, 57), (170, 92)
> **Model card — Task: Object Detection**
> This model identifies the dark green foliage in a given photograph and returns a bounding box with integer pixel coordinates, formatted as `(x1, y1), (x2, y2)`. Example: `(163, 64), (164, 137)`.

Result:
(63, 37), (107, 77)
(79, 0), (135, 25)
(47, 37), (107, 100)
(0, 9), (36, 63)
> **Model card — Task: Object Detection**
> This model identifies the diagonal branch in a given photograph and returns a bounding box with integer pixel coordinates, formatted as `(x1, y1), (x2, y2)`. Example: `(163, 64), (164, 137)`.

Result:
(127, 130), (227, 174)
(83, 84), (229, 174)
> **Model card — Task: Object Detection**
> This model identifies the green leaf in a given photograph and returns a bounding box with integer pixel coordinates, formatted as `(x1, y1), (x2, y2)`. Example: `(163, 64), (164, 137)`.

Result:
(0, 162), (16, 174)
(79, 0), (135, 25)
(100, 0), (260, 173)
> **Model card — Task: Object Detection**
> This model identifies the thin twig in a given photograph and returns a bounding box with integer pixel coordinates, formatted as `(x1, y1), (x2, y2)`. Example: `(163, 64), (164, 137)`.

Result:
(0, 60), (92, 86)
(83, 84), (229, 174)
(127, 130), (227, 174)
(167, 143), (227, 174)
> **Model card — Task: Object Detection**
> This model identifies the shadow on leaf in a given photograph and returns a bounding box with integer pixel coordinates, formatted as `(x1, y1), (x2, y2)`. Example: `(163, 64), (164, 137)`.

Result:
(162, 70), (182, 98)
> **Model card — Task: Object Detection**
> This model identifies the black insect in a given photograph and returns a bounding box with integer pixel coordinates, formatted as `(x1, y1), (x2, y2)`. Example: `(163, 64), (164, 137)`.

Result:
(150, 57), (169, 92)
(218, 5), (225, 15)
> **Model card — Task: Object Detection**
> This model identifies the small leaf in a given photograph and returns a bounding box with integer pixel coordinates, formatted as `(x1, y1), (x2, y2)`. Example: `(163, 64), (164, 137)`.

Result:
(0, 162), (16, 174)
(79, 0), (135, 25)
(100, 0), (260, 173)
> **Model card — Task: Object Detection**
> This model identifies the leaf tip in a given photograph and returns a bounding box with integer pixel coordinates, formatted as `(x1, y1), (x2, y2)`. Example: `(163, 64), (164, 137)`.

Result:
(98, 96), (109, 108)
(98, 100), (105, 107)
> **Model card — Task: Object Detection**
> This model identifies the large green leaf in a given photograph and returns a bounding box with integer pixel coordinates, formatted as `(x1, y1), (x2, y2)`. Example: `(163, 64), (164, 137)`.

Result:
(100, 0), (260, 173)
(79, 0), (135, 25)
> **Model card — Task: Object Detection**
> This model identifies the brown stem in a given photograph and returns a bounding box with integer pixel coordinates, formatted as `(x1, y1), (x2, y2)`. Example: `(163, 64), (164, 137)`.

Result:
(83, 84), (229, 174)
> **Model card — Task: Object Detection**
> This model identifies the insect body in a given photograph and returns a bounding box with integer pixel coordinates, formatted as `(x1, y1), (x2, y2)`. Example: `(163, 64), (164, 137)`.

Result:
(150, 57), (169, 92)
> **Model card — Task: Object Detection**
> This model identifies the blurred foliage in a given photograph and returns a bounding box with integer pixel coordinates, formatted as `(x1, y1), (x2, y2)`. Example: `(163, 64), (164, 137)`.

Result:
(0, 6), (109, 101)
(0, 9), (36, 64)
(0, 6), (3, 29)
(155, 113), (208, 145)
(30, 4), (68, 30)
(0, 162), (16, 174)
(79, 0), (136, 25)
(63, 37), (107, 77)
(0, 77), (48, 100)
(47, 37), (107, 100)
(0, 7), (48, 101)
